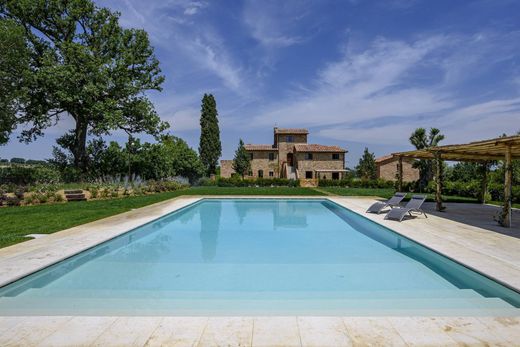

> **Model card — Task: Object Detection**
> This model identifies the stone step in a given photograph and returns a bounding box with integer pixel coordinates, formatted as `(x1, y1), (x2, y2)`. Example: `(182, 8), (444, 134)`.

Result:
(14, 288), (486, 300)
(0, 296), (517, 316)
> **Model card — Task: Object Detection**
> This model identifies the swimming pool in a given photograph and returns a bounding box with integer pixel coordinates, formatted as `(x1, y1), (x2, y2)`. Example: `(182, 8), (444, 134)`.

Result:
(1, 198), (519, 316)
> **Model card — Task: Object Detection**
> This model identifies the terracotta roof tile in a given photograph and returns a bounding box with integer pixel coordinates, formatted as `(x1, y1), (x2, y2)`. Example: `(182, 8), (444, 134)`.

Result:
(293, 144), (346, 153)
(244, 144), (277, 151)
(375, 155), (394, 163)
(274, 128), (309, 134)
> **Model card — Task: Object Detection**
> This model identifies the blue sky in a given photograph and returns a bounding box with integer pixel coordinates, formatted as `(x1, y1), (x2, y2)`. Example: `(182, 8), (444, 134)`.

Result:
(2, 0), (520, 167)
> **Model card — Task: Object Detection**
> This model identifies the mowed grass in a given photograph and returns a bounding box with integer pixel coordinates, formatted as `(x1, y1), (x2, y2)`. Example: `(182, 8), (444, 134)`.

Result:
(0, 186), (324, 248)
(2, 185), (510, 249)
(320, 187), (480, 203)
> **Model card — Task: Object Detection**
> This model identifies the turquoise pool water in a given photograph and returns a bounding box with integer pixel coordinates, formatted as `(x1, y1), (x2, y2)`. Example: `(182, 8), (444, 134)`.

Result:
(1, 199), (519, 316)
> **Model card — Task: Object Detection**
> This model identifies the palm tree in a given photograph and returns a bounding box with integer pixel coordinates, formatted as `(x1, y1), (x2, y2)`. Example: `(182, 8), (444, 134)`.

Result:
(409, 128), (445, 191)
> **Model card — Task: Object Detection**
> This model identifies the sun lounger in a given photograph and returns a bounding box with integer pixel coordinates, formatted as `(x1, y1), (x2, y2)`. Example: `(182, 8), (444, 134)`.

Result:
(384, 195), (427, 222)
(366, 192), (407, 214)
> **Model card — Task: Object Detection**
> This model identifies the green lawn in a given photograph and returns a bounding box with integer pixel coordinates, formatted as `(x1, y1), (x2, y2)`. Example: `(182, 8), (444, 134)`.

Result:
(489, 201), (520, 209)
(319, 187), (480, 203)
(1, 185), (510, 249)
(0, 186), (323, 248)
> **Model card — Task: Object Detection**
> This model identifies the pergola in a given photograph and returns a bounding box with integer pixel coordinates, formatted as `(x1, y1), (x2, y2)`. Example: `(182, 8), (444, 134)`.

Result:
(392, 135), (520, 227)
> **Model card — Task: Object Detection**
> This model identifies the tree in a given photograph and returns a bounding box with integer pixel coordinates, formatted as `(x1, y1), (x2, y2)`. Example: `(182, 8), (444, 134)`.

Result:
(10, 157), (25, 164)
(51, 134), (204, 182)
(356, 148), (376, 180)
(446, 162), (480, 182)
(161, 135), (204, 182)
(0, 18), (29, 144)
(232, 139), (250, 177)
(198, 94), (221, 175)
(0, 0), (168, 171)
(409, 127), (445, 190)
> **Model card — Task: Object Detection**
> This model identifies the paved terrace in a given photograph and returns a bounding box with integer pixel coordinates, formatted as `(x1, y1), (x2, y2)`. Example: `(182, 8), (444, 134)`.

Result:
(0, 196), (519, 346)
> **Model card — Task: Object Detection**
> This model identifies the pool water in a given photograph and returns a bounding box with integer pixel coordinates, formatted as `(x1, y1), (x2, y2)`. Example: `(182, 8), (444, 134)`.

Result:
(1, 199), (519, 316)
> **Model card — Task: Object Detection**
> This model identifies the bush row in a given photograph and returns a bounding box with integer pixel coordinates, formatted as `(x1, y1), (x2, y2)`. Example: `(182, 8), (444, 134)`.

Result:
(198, 177), (300, 187)
(318, 178), (395, 189)
(0, 165), (62, 185)
(424, 180), (520, 203)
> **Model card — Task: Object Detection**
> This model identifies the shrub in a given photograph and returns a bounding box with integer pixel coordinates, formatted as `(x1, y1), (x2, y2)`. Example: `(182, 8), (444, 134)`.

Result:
(0, 166), (61, 185)
(197, 177), (217, 186)
(88, 186), (99, 199)
(5, 197), (21, 206)
(33, 193), (48, 204)
(100, 188), (110, 199)
(53, 193), (65, 202)
(111, 189), (119, 198)
(215, 177), (299, 187)
(24, 194), (36, 205)
(318, 178), (352, 187)
(145, 179), (186, 193)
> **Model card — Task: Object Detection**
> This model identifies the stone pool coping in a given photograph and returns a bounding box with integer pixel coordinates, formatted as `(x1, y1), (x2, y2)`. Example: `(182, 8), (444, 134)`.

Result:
(1, 195), (520, 346)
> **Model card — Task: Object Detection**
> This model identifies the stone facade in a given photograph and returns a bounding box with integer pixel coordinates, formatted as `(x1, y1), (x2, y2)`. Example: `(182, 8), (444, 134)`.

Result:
(220, 160), (235, 178)
(294, 152), (345, 179)
(376, 155), (419, 182)
(249, 150), (279, 178)
(220, 128), (347, 180)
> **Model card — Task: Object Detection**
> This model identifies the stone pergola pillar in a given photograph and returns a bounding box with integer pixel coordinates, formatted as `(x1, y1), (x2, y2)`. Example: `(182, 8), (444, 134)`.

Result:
(501, 145), (513, 227)
(397, 156), (403, 192)
(434, 151), (444, 211)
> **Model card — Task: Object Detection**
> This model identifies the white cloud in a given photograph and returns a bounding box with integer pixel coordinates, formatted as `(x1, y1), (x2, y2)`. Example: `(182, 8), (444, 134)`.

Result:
(242, 35), (452, 129)
(236, 32), (520, 149)
(183, 1), (208, 16)
(97, 0), (250, 97)
(242, 0), (308, 48)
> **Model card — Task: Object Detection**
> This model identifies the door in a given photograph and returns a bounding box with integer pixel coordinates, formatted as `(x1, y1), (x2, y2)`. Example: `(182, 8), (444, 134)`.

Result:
(287, 153), (293, 166)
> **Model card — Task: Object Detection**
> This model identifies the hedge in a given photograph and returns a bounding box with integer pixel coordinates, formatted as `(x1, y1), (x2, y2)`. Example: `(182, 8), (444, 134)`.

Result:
(318, 178), (395, 189)
(0, 165), (62, 185)
(198, 177), (299, 187)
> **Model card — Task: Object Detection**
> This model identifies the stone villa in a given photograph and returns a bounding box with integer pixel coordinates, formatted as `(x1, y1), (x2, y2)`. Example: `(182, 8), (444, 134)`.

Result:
(221, 128), (347, 180)
(375, 155), (419, 182)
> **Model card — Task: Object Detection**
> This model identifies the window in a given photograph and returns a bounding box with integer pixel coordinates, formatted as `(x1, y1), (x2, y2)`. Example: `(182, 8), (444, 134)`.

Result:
(258, 170), (264, 178)
(248, 170), (253, 176)
(332, 153), (340, 160)
(269, 171), (274, 177)
(286, 135), (294, 142)
(305, 171), (313, 179)
(269, 152), (275, 161)
(332, 172), (340, 180)
(305, 153), (313, 160)
(250, 153), (254, 160)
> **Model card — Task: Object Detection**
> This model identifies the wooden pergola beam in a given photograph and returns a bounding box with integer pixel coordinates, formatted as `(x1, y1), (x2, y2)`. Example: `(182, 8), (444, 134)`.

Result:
(500, 145), (513, 228)
(434, 151), (444, 211)
(397, 156), (403, 192)
(391, 135), (520, 228)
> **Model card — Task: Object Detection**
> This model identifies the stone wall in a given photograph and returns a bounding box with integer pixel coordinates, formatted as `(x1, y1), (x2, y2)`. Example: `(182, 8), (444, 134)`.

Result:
(249, 151), (279, 178)
(294, 152), (345, 179)
(220, 160), (235, 178)
(276, 134), (307, 173)
(377, 158), (419, 182)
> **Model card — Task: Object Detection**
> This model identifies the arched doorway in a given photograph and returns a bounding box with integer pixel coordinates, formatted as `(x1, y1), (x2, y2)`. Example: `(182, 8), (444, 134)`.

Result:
(287, 153), (293, 166)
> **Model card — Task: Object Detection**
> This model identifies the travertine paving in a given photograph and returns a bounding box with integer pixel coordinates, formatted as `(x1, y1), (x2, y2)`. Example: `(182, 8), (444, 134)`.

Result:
(1, 195), (520, 346)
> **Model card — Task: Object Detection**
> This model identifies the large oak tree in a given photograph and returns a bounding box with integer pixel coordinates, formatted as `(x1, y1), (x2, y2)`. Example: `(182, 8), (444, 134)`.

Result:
(0, 0), (168, 170)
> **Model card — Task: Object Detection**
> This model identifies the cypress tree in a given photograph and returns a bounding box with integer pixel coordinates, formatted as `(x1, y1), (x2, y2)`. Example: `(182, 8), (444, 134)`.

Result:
(232, 139), (251, 177)
(198, 94), (222, 175)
